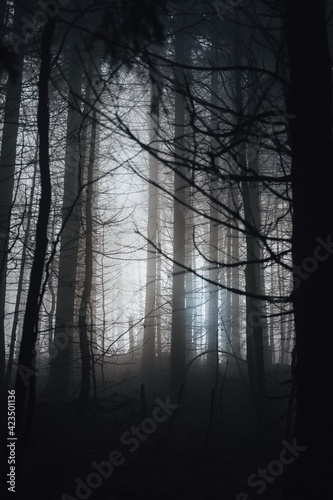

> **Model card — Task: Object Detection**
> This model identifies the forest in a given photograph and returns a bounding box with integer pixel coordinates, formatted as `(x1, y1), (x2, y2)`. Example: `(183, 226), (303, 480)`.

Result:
(0, 0), (332, 499)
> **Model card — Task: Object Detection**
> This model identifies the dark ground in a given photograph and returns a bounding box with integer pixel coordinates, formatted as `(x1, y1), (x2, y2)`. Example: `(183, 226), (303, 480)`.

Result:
(10, 363), (294, 500)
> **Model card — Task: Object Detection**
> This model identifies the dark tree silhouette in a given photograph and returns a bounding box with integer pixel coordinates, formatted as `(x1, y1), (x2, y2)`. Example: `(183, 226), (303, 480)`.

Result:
(0, 1), (24, 394)
(285, 1), (333, 497)
(14, 15), (54, 460)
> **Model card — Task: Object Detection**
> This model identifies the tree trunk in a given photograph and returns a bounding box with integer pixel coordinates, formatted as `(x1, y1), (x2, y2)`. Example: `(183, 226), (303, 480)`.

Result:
(231, 12), (243, 358)
(242, 137), (266, 422)
(156, 232), (162, 361)
(285, 1), (333, 497)
(206, 54), (220, 390)
(77, 104), (97, 415)
(46, 40), (83, 399)
(14, 15), (54, 454)
(242, 77), (266, 421)
(140, 72), (160, 386)
(170, 12), (187, 403)
(225, 215), (232, 347)
(5, 157), (38, 391)
(233, 10), (265, 419)
(185, 188), (196, 361)
(0, 2), (24, 394)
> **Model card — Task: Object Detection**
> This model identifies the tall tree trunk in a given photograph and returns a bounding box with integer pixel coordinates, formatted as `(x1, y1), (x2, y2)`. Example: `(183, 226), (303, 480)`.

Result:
(241, 131), (266, 422)
(206, 54), (220, 390)
(206, 178), (219, 388)
(5, 158), (38, 390)
(233, 10), (265, 419)
(170, 11), (187, 403)
(14, 15), (54, 456)
(243, 75), (266, 420)
(185, 188), (196, 361)
(140, 72), (160, 386)
(77, 105), (97, 414)
(100, 226), (107, 397)
(129, 317), (134, 353)
(231, 11), (243, 358)
(46, 39), (83, 399)
(228, 191), (241, 355)
(0, 2), (24, 394)
(225, 218), (232, 347)
(156, 232), (162, 361)
(47, 214), (57, 363)
(285, 2), (333, 497)
(269, 266), (275, 363)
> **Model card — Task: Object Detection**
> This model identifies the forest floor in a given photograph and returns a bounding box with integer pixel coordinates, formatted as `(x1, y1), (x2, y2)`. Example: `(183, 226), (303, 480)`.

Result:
(14, 363), (294, 500)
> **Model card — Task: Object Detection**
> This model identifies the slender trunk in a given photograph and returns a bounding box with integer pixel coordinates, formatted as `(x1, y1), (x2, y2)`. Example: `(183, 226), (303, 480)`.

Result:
(233, 11), (265, 417)
(206, 55), (219, 389)
(185, 191), (195, 361)
(77, 106), (97, 414)
(230, 10), (244, 361)
(241, 74), (266, 420)
(14, 15), (54, 453)
(101, 227), (107, 397)
(269, 268), (275, 363)
(156, 232), (162, 360)
(242, 137), (266, 419)
(140, 73), (159, 386)
(129, 317), (134, 353)
(5, 159), (38, 390)
(276, 233), (286, 364)
(226, 192), (238, 355)
(0, 2), (24, 393)
(46, 40), (83, 399)
(170, 12), (187, 403)
(47, 216), (56, 362)
(206, 179), (219, 388)
(230, 230), (241, 356)
(259, 247), (270, 364)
